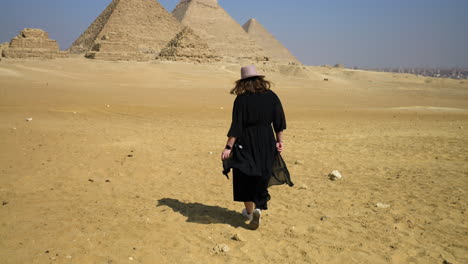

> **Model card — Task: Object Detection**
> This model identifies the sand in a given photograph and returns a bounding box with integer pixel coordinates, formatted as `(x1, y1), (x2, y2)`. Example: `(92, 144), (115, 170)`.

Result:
(0, 58), (467, 264)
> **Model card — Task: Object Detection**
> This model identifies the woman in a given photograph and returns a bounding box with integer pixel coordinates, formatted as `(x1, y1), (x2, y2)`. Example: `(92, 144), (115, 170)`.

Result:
(221, 65), (286, 230)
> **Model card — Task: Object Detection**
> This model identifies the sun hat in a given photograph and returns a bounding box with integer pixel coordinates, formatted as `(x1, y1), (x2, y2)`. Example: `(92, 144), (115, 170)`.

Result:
(240, 65), (265, 80)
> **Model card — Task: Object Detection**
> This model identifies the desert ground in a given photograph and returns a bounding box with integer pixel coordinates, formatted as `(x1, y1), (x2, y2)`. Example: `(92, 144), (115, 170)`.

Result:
(0, 58), (467, 264)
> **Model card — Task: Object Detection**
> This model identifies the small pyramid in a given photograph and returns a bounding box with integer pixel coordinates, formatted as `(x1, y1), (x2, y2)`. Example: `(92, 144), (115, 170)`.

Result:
(159, 27), (220, 62)
(172, 0), (267, 61)
(69, 0), (183, 61)
(2, 28), (67, 59)
(243, 19), (300, 64)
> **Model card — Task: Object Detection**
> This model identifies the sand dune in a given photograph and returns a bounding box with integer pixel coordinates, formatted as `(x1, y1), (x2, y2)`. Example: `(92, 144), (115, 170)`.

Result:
(0, 58), (467, 264)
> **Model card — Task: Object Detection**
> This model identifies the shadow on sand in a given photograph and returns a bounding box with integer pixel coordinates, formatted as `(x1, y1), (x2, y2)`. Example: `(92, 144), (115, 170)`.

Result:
(157, 198), (248, 228)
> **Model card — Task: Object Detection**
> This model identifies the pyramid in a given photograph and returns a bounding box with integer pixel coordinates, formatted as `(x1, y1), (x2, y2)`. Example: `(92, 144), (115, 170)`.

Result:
(172, 0), (267, 61)
(159, 27), (220, 63)
(243, 19), (300, 64)
(2, 28), (67, 59)
(69, 0), (183, 61)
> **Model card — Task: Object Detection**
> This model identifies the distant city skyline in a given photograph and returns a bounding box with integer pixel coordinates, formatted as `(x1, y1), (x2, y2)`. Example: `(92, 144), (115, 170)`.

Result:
(1, 0), (467, 68)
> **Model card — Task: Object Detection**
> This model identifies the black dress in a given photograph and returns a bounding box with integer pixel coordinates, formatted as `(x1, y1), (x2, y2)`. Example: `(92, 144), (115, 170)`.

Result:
(227, 90), (286, 210)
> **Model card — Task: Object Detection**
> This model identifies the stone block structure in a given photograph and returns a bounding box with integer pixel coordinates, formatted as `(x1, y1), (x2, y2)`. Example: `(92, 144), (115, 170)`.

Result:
(243, 18), (300, 65)
(172, 0), (267, 62)
(70, 0), (183, 61)
(2, 29), (66, 59)
(159, 27), (220, 63)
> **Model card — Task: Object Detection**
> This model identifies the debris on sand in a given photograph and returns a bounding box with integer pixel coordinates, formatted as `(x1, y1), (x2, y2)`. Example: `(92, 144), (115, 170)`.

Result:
(231, 233), (244, 241)
(328, 170), (342, 181)
(25, 117), (33, 122)
(213, 244), (230, 253)
(376, 203), (390, 209)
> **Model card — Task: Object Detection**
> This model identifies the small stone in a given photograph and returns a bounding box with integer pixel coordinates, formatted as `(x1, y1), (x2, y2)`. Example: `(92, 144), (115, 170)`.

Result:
(328, 170), (342, 181)
(294, 160), (304, 165)
(106, 105), (110, 108)
(208, 151), (213, 155)
(88, 179), (94, 182)
(105, 180), (110, 183)
(45, 250), (49, 254)
(127, 154), (133, 158)
(129, 257), (134, 261)
(376, 203), (390, 209)
(231, 233), (244, 241)
(73, 112), (77, 114)
(25, 118), (33, 122)
(65, 255), (72, 259)
(320, 216), (329, 221)
(298, 184), (308, 190)
(2, 201), (8, 206)
(307, 203), (316, 208)
(213, 244), (230, 253)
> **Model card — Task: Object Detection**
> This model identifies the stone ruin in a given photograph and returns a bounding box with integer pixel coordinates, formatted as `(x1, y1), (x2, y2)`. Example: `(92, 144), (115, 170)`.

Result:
(172, 0), (268, 62)
(2, 28), (67, 59)
(69, 0), (183, 61)
(159, 27), (220, 63)
(243, 18), (300, 65)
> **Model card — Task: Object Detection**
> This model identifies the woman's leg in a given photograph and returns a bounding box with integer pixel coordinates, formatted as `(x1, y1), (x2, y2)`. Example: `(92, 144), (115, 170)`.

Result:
(244, 202), (255, 214)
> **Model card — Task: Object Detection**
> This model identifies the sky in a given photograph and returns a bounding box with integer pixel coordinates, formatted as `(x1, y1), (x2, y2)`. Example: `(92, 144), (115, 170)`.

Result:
(1, 0), (467, 68)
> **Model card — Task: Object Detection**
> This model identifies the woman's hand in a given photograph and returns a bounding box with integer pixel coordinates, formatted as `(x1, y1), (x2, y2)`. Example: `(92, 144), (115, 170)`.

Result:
(276, 141), (284, 153)
(221, 148), (232, 161)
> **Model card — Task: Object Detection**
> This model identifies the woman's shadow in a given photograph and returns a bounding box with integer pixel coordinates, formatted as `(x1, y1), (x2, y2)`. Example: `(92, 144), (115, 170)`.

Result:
(157, 198), (248, 228)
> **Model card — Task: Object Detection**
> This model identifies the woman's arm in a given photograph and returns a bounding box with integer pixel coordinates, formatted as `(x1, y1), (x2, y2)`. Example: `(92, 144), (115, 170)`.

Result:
(221, 137), (236, 160)
(276, 131), (284, 153)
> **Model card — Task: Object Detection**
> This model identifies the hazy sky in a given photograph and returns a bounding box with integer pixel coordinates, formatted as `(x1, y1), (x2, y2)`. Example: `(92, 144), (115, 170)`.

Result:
(1, 0), (467, 68)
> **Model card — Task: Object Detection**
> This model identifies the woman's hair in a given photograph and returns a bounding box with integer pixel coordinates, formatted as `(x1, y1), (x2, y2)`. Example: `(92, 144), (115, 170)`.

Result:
(230, 76), (272, 95)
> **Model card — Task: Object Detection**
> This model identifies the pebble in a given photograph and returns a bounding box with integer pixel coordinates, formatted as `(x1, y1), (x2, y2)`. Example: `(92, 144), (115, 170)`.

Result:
(307, 202), (316, 208)
(106, 105), (110, 108)
(213, 244), (230, 253)
(328, 170), (342, 181)
(129, 257), (134, 261)
(376, 203), (391, 209)
(25, 118), (33, 122)
(320, 216), (330, 221)
(208, 151), (213, 155)
(2, 201), (8, 206)
(298, 184), (308, 190)
(231, 233), (244, 241)
(294, 160), (304, 165)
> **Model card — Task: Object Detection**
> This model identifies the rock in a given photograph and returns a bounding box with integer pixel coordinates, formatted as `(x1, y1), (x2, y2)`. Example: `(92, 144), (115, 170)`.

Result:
(2, 201), (8, 206)
(294, 160), (304, 165)
(298, 184), (308, 190)
(376, 203), (390, 209)
(307, 202), (316, 208)
(128, 256), (134, 261)
(213, 244), (230, 253)
(323, 78), (329, 81)
(231, 233), (244, 241)
(208, 151), (213, 155)
(88, 179), (94, 183)
(25, 117), (33, 122)
(328, 170), (342, 181)
(320, 216), (330, 221)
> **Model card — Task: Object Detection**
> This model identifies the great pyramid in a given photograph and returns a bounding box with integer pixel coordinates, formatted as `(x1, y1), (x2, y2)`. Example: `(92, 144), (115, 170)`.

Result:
(2, 28), (67, 59)
(159, 27), (220, 63)
(243, 19), (300, 64)
(172, 0), (267, 61)
(69, 0), (183, 61)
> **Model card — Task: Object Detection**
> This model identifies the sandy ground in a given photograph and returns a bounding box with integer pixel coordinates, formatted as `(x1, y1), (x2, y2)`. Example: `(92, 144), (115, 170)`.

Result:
(0, 58), (467, 264)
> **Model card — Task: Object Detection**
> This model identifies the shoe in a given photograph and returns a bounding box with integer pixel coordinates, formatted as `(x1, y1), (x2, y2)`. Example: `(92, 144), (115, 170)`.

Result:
(249, 209), (261, 230)
(242, 208), (253, 221)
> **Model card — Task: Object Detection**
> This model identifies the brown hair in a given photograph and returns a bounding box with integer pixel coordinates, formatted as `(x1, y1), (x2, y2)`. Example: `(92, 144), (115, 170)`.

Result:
(230, 76), (272, 95)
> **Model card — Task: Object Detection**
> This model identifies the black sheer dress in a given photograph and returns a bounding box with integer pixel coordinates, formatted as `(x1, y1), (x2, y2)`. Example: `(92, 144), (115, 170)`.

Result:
(227, 90), (286, 210)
